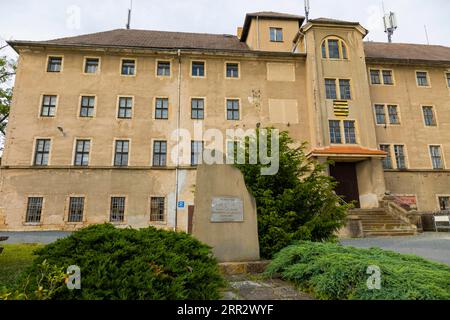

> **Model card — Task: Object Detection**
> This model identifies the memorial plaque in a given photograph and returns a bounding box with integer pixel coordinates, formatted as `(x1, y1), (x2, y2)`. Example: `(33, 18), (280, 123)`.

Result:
(211, 197), (244, 223)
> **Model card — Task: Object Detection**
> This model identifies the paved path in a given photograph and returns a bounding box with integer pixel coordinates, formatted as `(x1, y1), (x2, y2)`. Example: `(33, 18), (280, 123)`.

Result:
(341, 232), (450, 266)
(223, 275), (314, 300)
(0, 231), (72, 244)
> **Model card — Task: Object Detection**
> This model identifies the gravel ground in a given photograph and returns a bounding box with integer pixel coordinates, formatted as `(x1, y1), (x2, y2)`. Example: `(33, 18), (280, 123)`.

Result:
(0, 231), (72, 244)
(341, 232), (450, 266)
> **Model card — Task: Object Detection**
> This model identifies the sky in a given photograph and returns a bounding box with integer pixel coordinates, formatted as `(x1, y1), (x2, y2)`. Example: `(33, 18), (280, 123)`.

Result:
(0, 0), (449, 152)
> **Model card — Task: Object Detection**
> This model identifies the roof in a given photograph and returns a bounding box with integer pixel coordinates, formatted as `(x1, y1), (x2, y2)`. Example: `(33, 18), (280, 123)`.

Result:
(240, 11), (305, 42)
(309, 146), (387, 158)
(364, 42), (450, 64)
(9, 29), (251, 52)
(308, 17), (360, 26)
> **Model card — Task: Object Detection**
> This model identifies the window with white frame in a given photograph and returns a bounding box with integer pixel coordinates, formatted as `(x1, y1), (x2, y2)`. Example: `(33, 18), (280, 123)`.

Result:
(430, 145), (444, 170)
(269, 28), (283, 42)
(157, 61), (171, 77)
(321, 38), (348, 60)
(380, 144), (393, 169)
(84, 58), (99, 74)
(121, 59), (135, 75)
(394, 145), (407, 169)
(422, 106), (437, 126)
(118, 97), (133, 119)
(47, 57), (62, 72)
(74, 140), (91, 166)
(153, 140), (167, 167)
(41, 95), (57, 117)
(34, 139), (51, 166)
(416, 71), (429, 86)
(80, 96), (95, 118)
(114, 140), (129, 167)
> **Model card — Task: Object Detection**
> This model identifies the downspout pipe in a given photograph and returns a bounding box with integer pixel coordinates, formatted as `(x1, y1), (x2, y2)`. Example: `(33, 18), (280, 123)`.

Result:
(174, 49), (182, 232)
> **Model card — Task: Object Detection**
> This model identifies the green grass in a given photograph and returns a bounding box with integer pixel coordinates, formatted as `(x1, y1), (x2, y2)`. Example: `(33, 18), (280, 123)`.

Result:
(0, 244), (43, 288)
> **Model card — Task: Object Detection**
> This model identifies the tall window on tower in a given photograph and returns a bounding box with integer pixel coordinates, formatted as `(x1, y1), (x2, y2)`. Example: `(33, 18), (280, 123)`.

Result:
(321, 38), (348, 60)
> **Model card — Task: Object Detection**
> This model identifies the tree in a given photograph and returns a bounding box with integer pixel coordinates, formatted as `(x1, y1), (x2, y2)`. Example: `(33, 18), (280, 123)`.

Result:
(0, 54), (15, 138)
(235, 129), (352, 258)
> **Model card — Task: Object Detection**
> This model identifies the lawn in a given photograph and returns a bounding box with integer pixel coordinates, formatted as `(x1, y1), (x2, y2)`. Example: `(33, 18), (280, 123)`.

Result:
(0, 244), (43, 288)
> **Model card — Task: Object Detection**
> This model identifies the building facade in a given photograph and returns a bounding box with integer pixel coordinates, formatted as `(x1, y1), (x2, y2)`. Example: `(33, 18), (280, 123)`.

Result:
(0, 12), (449, 231)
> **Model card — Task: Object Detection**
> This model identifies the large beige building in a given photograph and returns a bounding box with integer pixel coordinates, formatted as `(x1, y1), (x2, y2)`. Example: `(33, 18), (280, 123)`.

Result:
(1, 12), (450, 233)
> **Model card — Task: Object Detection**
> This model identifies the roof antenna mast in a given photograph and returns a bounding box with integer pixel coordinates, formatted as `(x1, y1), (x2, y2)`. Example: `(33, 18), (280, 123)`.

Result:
(304, 0), (310, 22)
(126, 0), (133, 30)
(383, 10), (398, 43)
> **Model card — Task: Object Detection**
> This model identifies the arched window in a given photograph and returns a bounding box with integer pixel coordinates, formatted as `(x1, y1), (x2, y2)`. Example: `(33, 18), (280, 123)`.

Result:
(321, 38), (348, 60)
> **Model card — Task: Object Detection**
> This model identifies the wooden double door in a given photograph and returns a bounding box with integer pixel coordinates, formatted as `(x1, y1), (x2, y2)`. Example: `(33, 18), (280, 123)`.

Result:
(329, 162), (360, 208)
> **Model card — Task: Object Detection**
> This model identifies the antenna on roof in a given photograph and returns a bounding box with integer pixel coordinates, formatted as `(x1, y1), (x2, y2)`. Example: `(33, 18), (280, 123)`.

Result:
(424, 25), (430, 45)
(304, 0), (310, 22)
(383, 11), (397, 43)
(126, 0), (133, 30)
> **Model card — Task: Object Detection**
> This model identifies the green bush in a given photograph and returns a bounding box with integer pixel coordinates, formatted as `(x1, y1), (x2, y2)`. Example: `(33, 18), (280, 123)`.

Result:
(266, 242), (450, 300)
(235, 129), (351, 258)
(14, 224), (225, 300)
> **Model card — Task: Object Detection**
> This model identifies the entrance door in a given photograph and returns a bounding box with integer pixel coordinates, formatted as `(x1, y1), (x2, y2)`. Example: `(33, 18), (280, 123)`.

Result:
(187, 206), (195, 234)
(329, 162), (360, 208)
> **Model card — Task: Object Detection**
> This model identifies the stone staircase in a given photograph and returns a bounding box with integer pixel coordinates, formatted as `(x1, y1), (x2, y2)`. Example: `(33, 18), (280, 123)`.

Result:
(349, 208), (417, 237)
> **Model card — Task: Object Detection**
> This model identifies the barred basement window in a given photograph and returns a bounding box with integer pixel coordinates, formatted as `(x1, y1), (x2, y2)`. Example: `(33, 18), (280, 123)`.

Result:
(155, 98), (169, 119)
(380, 144), (393, 169)
(226, 63), (239, 78)
(80, 96), (95, 117)
(394, 145), (406, 169)
(150, 197), (165, 222)
(110, 197), (125, 222)
(226, 99), (240, 120)
(84, 58), (99, 74)
(26, 197), (43, 223)
(47, 57), (62, 72)
(329, 120), (342, 144)
(34, 139), (51, 166)
(121, 59), (135, 75)
(339, 79), (351, 100)
(41, 95), (57, 117)
(191, 98), (204, 119)
(157, 61), (171, 76)
(68, 197), (85, 222)
(118, 97), (133, 119)
(153, 141), (167, 167)
(114, 140), (129, 167)
(430, 145), (444, 170)
(192, 61), (205, 77)
(191, 141), (204, 166)
(374, 105), (386, 125)
(344, 120), (357, 144)
(74, 140), (90, 166)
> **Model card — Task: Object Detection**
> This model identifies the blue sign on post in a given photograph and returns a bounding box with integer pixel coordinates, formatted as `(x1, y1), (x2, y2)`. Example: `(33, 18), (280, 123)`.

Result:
(178, 201), (185, 209)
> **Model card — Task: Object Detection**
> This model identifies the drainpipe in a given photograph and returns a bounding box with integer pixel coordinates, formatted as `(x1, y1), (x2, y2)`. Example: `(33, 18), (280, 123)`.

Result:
(256, 16), (260, 50)
(174, 49), (182, 232)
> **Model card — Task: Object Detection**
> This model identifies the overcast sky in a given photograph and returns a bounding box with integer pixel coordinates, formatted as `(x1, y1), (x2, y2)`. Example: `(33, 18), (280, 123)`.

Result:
(1, 0), (450, 59)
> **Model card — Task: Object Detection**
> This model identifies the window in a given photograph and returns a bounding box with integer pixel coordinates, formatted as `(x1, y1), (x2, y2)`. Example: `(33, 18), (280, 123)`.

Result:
(416, 71), (429, 86)
(41, 95), (57, 117)
(84, 58), (99, 74)
(422, 106), (437, 126)
(68, 197), (84, 223)
(339, 80), (351, 100)
(153, 141), (167, 167)
(321, 38), (348, 59)
(121, 59), (135, 75)
(192, 61), (205, 77)
(80, 96), (95, 118)
(325, 79), (337, 99)
(329, 120), (342, 144)
(382, 70), (394, 85)
(191, 141), (204, 166)
(430, 145), (444, 169)
(446, 73), (450, 87)
(439, 196), (450, 211)
(226, 63), (239, 78)
(374, 104), (386, 125)
(74, 140), (90, 166)
(387, 105), (400, 124)
(191, 98), (204, 120)
(370, 70), (381, 85)
(380, 145), (393, 169)
(394, 145), (407, 169)
(226, 99), (240, 120)
(118, 97), (133, 119)
(150, 197), (165, 222)
(110, 197), (125, 222)
(114, 140), (129, 167)
(344, 120), (357, 144)
(269, 28), (283, 42)
(34, 139), (51, 166)
(155, 98), (169, 119)
(157, 61), (171, 77)
(47, 57), (62, 72)
(25, 197), (43, 223)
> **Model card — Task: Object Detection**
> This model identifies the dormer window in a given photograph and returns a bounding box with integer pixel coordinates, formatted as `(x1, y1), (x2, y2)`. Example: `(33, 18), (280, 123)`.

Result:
(269, 28), (283, 42)
(321, 38), (348, 60)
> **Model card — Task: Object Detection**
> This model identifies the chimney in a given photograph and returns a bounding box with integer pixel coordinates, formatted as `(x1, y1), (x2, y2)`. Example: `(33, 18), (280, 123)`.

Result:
(237, 27), (243, 39)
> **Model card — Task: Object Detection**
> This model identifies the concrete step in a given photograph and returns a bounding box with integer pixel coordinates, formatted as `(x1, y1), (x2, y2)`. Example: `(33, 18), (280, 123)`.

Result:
(365, 231), (416, 237)
(364, 225), (416, 231)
